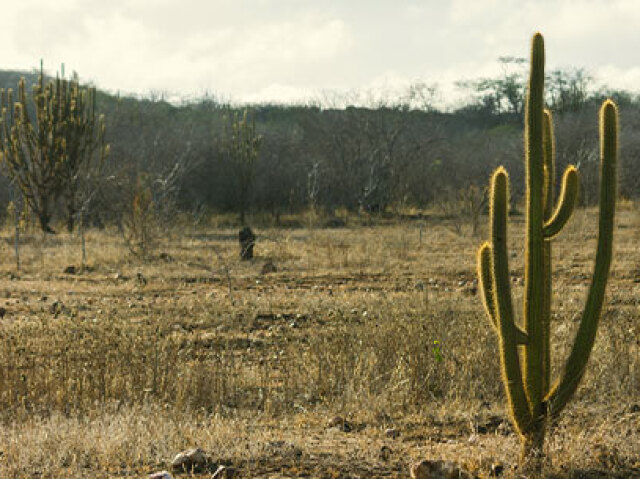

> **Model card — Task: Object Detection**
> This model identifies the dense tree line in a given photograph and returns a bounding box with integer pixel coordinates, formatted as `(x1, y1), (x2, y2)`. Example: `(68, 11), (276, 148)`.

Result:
(0, 67), (639, 230)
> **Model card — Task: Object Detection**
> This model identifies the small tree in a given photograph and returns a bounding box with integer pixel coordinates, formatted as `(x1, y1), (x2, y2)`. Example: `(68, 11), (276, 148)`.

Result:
(436, 184), (488, 237)
(225, 109), (261, 225)
(456, 56), (527, 119)
(122, 174), (158, 258)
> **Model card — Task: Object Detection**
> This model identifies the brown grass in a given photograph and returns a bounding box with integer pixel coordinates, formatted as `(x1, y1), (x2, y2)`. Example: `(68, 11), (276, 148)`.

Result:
(0, 209), (637, 478)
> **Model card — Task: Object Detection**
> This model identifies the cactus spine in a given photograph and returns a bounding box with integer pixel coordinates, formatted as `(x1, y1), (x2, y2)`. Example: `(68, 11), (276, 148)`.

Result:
(477, 33), (618, 469)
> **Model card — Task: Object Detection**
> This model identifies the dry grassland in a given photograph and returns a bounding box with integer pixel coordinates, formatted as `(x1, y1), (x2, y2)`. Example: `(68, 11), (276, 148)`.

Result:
(0, 208), (637, 478)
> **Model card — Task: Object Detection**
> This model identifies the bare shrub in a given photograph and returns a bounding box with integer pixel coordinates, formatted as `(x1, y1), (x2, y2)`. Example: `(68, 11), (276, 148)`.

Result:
(121, 175), (160, 258)
(436, 184), (488, 236)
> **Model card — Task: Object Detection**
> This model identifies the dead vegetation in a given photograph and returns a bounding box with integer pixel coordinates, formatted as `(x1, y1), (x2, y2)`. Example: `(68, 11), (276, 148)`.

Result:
(0, 208), (637, 478)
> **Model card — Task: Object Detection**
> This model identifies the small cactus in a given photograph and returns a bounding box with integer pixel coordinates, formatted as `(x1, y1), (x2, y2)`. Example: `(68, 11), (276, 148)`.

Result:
(477, 32), (618, 470)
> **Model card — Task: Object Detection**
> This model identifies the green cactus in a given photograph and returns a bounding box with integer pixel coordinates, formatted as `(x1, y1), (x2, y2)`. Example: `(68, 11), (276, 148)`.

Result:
(0, 65), (107, 233)
(56, 73), (108, 232)
(477, 32), (618, 470)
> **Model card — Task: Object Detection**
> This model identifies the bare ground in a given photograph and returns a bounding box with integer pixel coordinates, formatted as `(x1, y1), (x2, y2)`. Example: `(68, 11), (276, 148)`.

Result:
(0, 208), (638, 478)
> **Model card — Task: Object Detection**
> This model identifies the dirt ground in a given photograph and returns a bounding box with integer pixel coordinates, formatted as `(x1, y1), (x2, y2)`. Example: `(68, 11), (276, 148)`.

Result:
(0, 208), (638, 478)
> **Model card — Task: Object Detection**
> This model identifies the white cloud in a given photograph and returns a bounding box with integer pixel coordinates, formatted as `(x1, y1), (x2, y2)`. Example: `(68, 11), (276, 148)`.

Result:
(0, 1), (638, 104)
(595, 65), (640, 92)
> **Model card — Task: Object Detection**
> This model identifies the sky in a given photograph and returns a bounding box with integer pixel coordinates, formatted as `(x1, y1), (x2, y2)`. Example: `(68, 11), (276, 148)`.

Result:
(3, 0), (640, 107)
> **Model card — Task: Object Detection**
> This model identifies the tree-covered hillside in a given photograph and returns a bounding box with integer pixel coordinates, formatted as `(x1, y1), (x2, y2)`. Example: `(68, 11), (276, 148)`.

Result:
(0, 67), (639, 228)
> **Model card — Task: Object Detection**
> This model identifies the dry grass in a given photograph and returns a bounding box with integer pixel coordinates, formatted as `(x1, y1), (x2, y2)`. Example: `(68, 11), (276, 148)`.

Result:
(0, 209), (637, 478)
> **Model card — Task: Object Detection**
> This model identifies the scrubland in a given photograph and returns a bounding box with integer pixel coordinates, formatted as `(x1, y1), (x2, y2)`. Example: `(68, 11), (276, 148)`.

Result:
(0, 207), (637, 478)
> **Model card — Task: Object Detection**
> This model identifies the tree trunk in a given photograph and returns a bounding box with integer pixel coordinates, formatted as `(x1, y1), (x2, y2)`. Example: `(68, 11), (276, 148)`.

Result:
(81, 223), (87, 271)
(66, 196), (76, 232)
(37, 211), (55, 234)
(34, 196), (55, 234)
(14, 207), (20, 273)
(239, 181), (248, 225)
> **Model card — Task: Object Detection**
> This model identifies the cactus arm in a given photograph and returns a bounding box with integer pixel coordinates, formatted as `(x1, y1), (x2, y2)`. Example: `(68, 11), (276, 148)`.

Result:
(546, 100), (618, 417)
(543, 166), (579, 239)
(543, 109), (555, 219)
(523, 32), (546, 418)
(478, 242), (497, 329)
(478, 242), (529, 344)
(490, 168), (533, 432)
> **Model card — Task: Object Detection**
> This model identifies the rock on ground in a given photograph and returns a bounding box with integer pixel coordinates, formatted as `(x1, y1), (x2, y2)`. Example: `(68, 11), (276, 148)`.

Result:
(148, 471), (173, 479)
(171, 447), (208, 472)
(211, 465), (236, 478)
(410, 459), (476, 479)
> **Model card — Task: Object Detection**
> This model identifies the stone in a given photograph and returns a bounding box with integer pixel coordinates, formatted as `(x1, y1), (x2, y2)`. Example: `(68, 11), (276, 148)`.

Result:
(385, 428), (400, 439)
(327, 415), (344, 427)
(148, 472), (173, 479)
(327, 415), (353, 432)
(261, 260), (277, 275)
(496, 420), (513, 436)
(410, 460), (476, 479)
(211, 465), (236, 479)
(171, 447), (207, 472)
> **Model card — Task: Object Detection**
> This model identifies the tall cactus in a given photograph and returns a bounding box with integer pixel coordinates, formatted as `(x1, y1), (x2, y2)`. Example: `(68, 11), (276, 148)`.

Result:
(0, 65), (107, 233)
(477, 33), (618, 470)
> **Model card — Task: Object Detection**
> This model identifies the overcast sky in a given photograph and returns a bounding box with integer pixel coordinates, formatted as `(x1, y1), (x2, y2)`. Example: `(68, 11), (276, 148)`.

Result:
(3, 0), (639, 106)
